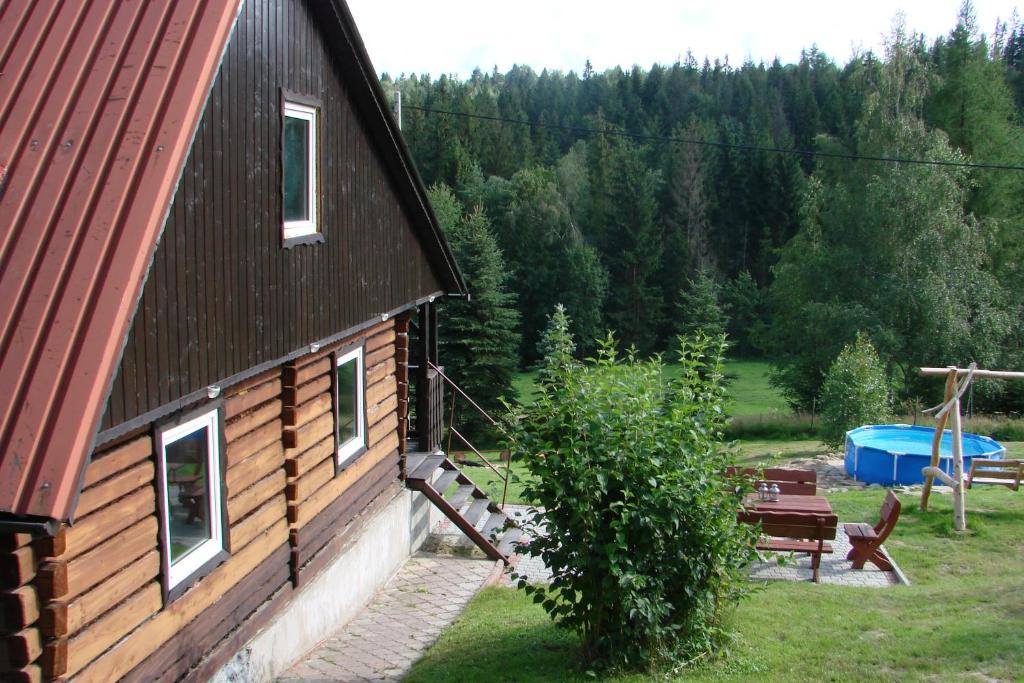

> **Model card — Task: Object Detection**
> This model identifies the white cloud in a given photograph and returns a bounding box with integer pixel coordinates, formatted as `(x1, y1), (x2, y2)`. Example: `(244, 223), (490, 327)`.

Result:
(347, 0), (1019, 76)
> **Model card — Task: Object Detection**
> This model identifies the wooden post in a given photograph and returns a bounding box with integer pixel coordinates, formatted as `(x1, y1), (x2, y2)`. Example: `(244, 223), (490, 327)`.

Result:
(920, 368), (957, 511)
(415, 302), (436, 452)
(949, 393), (967, 532)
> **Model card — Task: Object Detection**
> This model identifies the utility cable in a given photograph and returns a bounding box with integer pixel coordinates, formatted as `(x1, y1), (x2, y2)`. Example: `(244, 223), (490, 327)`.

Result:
(403, 104), (1024, 172)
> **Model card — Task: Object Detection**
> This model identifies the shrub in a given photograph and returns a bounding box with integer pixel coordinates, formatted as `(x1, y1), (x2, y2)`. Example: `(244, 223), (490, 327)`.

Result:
(818, 333), (892, 450)
(502, 331), (756, 672)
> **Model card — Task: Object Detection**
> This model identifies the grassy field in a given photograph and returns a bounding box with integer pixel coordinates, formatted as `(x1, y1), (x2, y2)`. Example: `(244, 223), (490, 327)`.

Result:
(720, 360), (790, 417)
(432, 361), (1024, 679)
(514, 360), (789, 416)
(407, 483), (1024, 682)
(457, 458), (534, 505)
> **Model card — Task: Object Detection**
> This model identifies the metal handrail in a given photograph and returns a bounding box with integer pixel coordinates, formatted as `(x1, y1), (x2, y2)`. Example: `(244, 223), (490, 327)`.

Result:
(427, 361), (512, 507)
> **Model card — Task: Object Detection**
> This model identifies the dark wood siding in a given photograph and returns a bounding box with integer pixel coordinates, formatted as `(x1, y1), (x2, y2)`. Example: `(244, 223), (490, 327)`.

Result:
(102, 0), (443, 431)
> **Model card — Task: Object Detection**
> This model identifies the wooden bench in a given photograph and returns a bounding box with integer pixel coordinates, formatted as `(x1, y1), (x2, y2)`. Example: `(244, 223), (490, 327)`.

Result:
(727, 467), (817, 495)
(843, 491), (900, 571)
(967, 459), (1022, 491)
(740, 510), (837, 582)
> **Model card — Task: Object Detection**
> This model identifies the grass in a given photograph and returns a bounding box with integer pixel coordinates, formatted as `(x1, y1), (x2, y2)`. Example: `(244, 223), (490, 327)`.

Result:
(720, 360), (790, 417)
(458, 457), (534, 506)
(407, 482), (1024, 682)
(513, 360), (787, 417)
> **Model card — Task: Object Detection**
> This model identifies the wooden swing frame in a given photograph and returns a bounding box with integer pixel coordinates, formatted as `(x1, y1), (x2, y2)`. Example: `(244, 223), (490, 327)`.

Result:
(918, 365), (1024, 531)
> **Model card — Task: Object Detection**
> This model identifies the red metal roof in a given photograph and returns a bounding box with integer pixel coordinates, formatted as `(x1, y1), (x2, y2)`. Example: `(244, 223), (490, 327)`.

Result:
(0, 0), (241, 521)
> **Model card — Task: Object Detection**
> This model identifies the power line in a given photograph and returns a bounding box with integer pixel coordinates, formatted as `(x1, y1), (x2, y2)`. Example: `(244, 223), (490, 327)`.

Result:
(403, 104), (1024, 172)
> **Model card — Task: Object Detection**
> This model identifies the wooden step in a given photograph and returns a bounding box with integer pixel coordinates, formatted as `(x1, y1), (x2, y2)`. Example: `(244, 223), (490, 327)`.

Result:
(432, 469), (460, 495)
(405, 453), (428, 476)
(497, 527), (525, 556)
(446, 485), (476, 510)
(405, 454), (519, 564)
(462, 498), (490, 528)
(480, 512), (508, 543)
(408, 454), (445, 481)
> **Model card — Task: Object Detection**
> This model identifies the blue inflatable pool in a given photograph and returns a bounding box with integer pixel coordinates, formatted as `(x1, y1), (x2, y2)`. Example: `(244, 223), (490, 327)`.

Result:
(844, 424), (1005, 486)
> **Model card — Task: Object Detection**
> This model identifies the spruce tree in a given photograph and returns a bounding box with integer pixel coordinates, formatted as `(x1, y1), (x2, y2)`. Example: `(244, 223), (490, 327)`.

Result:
(428, 185), (521, 440)
(676, 269), (728, 339)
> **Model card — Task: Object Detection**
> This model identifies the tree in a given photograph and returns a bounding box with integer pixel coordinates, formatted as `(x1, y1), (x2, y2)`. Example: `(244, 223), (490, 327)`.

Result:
(534, 304), (576, 384)
(487, 166), (607, 363)
(722, 271), (765, 357)
(428, 185), (521, 438)
(766, 21), (1015, 409)
(504, 332), (755, 671)
(819, 333), (892, 449)
(601, 138), (665, 355)
(676, 269), (728, 339)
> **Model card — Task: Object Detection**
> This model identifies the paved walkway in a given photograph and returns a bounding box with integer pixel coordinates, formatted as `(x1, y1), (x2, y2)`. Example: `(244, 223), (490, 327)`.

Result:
(278, 553), (496, 682)
(748, 525), (904, 586)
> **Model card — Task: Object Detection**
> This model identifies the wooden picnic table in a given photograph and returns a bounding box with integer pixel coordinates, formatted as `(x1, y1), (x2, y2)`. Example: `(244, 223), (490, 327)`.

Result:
(739, 494), (837, 583)
(742, 493), (833, 515)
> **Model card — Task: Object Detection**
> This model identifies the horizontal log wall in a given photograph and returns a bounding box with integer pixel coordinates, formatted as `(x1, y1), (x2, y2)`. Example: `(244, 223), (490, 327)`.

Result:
(0, 527), (52, 683)
(17, 366), (290, 682)
(26, 320), (404, 681)
(283, 319), (402, 585)
(115, 370), (293, 682)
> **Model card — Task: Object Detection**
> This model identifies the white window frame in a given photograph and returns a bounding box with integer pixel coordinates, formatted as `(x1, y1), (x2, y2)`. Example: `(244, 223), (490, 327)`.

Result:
(158, 408), (225, 592)
(336, 346), (366, 467)
(282, 100), (318, 239)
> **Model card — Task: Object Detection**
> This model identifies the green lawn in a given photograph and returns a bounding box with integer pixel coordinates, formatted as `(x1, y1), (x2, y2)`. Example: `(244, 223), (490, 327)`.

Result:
(407, 483), (1024, 682)
(721, 360), (790, 417)
(459, 458), (534, 506)
(514, 360), (789, 419)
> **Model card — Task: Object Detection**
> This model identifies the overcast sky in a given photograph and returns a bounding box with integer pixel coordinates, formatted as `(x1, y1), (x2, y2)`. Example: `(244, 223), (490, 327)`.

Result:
(346, 1), (1020, 77)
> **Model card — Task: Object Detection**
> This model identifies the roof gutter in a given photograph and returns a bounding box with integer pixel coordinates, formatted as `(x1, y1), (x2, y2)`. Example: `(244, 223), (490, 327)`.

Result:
(0, 513), (60, 537)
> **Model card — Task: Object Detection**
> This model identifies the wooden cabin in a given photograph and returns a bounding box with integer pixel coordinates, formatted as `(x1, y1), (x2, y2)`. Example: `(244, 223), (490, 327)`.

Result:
(0, 1), (474, 680)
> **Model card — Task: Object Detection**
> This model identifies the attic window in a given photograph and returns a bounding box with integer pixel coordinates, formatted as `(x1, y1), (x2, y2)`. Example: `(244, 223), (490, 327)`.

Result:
(282, 99), (319, 242)
(155, 407), (228, 601)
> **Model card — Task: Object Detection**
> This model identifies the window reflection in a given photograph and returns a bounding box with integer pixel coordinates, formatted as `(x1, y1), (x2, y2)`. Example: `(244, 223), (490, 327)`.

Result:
(165, 427), (211, 564)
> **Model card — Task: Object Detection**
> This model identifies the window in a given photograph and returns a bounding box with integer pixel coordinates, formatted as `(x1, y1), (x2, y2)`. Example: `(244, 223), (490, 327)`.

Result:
(156, 408), (227, 599)
(335, 346), (366, 466)
(282, 100), (318, 240)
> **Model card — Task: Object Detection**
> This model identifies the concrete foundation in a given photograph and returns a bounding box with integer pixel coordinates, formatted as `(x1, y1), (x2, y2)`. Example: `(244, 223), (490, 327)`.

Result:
(209, 487), (438, 683)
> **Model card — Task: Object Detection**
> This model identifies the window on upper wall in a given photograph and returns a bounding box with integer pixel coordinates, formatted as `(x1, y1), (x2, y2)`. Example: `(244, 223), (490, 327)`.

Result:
(155, 407), (228, 601)
(282, 99), (319, 242)
(335, 346), (366, 467)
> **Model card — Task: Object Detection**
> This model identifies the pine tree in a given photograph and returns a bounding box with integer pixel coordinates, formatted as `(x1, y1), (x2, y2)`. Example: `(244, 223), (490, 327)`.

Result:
(602, 138), (664, 355)
(535, 304), (577, 384)
(676, 270), (728, 339)
(428, 185), (521, 439)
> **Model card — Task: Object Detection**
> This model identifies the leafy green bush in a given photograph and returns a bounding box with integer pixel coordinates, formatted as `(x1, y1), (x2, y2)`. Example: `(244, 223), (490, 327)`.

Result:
(818, 333), (892, 450)
(502, 329), (756, 673)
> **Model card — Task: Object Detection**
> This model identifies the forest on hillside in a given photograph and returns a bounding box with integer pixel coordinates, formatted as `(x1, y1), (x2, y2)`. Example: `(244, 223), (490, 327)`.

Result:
(387, 5), (1024, 417)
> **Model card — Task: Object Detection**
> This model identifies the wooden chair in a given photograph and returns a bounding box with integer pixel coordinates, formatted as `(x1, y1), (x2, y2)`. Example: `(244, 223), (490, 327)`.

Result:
(741, 510), (837, 583)
(726, 467), (817, 495)
(967, 459), (1022, 491)
(843, 491), (900, 571)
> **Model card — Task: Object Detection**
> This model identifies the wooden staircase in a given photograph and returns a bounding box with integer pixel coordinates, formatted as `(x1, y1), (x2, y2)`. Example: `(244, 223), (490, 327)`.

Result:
(405, 453), (523, 563)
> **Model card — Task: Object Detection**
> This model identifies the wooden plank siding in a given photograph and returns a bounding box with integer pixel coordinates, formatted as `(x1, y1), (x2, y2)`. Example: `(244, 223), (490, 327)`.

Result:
(99, 0), (444, 434)
(20, 323), (404, 680)
(12, 0), (446, 678)
(282, 320), (402, 584)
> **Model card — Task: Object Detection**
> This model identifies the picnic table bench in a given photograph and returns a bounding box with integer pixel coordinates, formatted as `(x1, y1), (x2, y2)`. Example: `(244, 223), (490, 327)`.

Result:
(727, 467), (817, 495)
(844, 491), (901, 571)
(739, 494), (837, 582)
(967, 459), (1022, 491)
